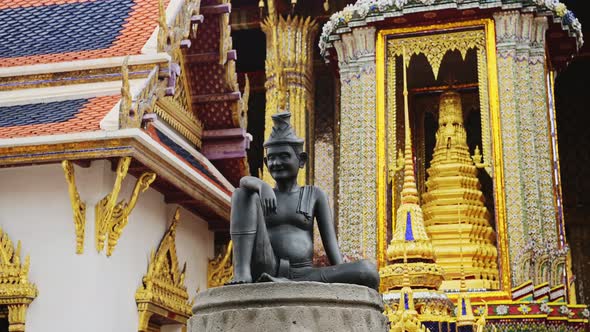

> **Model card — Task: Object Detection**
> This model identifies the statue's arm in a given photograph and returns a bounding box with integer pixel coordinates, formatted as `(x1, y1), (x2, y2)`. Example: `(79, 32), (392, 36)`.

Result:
(315, 188), (343, 265)
(238, 176), (276, 216)
(239, 176), (266, 192)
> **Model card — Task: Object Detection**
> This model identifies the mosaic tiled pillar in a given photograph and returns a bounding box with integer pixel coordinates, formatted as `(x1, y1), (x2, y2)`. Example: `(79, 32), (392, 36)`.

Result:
(494, 12), (561, 286)
(333, 27), (378, 261)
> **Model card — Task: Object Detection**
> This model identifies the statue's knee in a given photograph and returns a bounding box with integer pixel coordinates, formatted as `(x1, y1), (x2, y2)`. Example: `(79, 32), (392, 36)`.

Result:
(357, 260), (380, 289)
(232, 188), (259, 206)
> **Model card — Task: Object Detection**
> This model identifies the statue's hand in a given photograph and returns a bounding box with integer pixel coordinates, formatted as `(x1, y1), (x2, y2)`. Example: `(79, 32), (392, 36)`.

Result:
(259, 184), (277, 216)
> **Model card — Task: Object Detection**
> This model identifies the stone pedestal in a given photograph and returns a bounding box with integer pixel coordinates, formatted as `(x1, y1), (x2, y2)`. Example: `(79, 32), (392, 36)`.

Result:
(189, 282), (387, 332)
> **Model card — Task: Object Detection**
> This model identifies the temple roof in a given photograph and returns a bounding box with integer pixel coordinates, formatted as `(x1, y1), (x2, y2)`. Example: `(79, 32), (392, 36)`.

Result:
(0, 0), (164, 67)
(0, 0), (248, 225)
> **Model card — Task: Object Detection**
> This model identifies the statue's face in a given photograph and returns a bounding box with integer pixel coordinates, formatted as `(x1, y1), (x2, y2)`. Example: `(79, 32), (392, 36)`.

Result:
(265, 145), (303, 181)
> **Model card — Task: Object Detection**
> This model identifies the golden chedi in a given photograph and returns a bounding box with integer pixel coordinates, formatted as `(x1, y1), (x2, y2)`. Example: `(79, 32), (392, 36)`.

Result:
(422, 90), (499, 290)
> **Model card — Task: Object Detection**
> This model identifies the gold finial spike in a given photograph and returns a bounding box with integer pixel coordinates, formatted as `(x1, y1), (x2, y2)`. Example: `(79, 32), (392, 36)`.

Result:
(323, 0), (329, 12)
(400, 47), (419, 205)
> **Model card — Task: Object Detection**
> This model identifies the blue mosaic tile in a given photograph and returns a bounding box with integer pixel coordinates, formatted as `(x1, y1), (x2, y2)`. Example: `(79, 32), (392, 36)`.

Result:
(0, 99), (88, 127)
(155, 129), (225, 188)
(0, 0), (134, 58)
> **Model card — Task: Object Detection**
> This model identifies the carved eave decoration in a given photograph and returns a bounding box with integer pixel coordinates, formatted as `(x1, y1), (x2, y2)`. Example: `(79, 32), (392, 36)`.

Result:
(136, 209), (193, 332)
(319, 0), (582, 70)
(95, 157), (157, 256)
(62, 160), (87, 254)
(0, 228), (37, 332)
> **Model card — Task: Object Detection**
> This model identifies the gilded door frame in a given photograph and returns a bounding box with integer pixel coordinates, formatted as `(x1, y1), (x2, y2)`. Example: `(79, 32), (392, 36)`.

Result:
(375, 19), (511, 298)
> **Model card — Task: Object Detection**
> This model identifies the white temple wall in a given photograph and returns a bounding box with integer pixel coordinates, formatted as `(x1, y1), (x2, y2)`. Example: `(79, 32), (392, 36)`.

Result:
(0, 161), (213, 332)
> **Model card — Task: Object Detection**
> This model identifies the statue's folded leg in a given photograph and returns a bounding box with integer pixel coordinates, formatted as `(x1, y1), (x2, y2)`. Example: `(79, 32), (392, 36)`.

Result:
(291, 259), (380, 290)
(230, 188), (277, 284)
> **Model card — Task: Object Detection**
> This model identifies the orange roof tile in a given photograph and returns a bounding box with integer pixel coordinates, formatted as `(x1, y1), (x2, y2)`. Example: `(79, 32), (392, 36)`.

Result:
(0, 95), (119, 139)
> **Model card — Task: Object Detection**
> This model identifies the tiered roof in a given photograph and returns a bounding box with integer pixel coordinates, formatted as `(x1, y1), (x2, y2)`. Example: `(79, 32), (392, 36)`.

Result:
(0, 0), (249, 225)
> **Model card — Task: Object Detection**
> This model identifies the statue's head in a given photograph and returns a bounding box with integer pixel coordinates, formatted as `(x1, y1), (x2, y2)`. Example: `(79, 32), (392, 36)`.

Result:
(263, 112), (307, 180)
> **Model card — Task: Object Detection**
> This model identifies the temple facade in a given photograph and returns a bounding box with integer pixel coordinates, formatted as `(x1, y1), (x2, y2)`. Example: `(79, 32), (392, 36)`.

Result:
(1, 0), (589, 331)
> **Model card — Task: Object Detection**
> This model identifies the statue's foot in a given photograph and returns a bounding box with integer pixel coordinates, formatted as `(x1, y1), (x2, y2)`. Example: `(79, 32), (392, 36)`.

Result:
(226, 275), (253, 285)
(257, 273), (290, 283)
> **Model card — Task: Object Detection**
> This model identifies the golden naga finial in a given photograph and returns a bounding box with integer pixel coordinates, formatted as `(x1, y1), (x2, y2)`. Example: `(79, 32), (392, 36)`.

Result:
(157, 0), (169, 52)
(121, 56), (132, 116)
(170, 207), (181, 231)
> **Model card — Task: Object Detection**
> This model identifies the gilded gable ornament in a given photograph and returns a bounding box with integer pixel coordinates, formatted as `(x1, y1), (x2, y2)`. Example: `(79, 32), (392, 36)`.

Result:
(135, 208), (193, 332)
(0, 227), (37, 332)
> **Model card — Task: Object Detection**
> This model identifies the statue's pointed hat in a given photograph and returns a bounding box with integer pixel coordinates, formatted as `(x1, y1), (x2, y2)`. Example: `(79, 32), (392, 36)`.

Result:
(263, 112), (304, 147)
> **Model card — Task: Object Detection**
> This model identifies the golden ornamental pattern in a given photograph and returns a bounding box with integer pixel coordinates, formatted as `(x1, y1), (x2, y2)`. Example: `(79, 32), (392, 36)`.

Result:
(387, 30), (486, 80)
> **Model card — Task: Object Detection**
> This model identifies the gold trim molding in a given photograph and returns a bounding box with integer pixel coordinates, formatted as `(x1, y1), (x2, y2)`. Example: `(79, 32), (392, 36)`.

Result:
(61, 160), (86, 255)
(95, 157), (156, 256)
(0, 227), (38, 332)
(136, 208), (192, 332)
(376, 19), (510, 295)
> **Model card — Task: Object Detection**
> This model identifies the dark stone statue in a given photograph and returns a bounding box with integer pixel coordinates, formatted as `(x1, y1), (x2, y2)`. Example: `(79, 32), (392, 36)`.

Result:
(229, 112), (379, 290)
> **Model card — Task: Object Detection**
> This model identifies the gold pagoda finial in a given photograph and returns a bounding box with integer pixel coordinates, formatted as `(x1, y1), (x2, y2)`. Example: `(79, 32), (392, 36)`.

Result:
(400, 47), (419, 205)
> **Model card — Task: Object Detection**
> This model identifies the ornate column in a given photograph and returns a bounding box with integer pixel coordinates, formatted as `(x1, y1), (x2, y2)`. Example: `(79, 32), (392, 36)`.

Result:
(261, 3), (318, 185)
(333, 26), (378, 261)
(494, 11), (561, 286)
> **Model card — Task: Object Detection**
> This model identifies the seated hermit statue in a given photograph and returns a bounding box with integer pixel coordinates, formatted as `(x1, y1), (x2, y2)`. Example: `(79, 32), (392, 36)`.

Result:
(229, 112), (379, 290)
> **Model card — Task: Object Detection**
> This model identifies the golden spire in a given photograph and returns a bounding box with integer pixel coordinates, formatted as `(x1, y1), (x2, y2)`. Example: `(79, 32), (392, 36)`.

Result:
(379, 48), (444, 293)
(400, 47), (419, 206)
